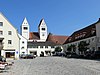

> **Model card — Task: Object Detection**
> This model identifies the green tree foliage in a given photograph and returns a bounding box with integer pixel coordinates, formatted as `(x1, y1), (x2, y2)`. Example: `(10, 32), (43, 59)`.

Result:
(78, 41), (89, 54)
(67, 45), (72, 52)
(67, 44), (76, 53)
(55, 47), (62, 52)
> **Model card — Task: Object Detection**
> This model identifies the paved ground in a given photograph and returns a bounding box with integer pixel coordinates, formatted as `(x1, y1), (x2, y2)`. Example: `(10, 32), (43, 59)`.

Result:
(1, 57), (100, 75)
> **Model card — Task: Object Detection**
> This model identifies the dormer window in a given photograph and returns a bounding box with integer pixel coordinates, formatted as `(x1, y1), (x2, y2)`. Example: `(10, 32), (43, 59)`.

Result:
(79, 33), (82, 38)
(69, 37), (72, 41)
(82, 34), (85, 37)
(42, 28), (45, 31)
(91, 30), (95, 34)
(75, 37), (78, 39)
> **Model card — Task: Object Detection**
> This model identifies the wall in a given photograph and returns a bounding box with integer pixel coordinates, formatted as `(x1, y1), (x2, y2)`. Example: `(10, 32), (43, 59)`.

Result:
(63, 36), (96, 55)
(0, 13), (20, 59)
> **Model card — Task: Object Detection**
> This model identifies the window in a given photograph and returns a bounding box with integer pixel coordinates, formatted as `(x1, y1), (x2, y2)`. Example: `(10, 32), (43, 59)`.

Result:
(28, 45), (32, 48)
(82, 34), (85, 37)
(40, 46), (43, 48)
(33, 46), (38, 48)
(0, 31), (3, 35)
(51, 46), (54, 48)
(45, 46), (48, 48)
(6, 52), (15, 58)
(22, 52), (25, 54)
(92, 38), (94, 41)
(22, 41), (24, 44)
(8, 31), (12, 35)
(42, 28), (45, 31)
(21, 47), (24, 49)
(8, 40), (12, 44)
(23, 27), (28, 30)
(91, 30), (95, 35)
(0, 22), (3, 26)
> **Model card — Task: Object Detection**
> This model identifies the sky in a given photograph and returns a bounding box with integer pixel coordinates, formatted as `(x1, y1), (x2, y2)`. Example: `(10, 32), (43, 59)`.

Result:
(0, 0), (100, 36)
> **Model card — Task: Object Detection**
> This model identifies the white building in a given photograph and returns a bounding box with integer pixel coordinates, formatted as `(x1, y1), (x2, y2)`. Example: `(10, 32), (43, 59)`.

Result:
(21, 18), (68, 56)
(63, 18), (100, 56)
(18, 34), (27, 55)
(0, 13), (20, 59)
(20, 18), (55, 56)
(0, 12), (68, 59)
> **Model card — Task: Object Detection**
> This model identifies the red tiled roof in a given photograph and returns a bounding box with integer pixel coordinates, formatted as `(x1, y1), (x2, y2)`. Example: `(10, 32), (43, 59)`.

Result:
(29, 32), (40, 40)
(64, 19), (100, 44)
(47, 34), (69, 45)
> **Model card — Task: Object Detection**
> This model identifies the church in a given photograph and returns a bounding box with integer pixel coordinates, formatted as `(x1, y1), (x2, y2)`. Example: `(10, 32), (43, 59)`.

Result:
(0, 12), (68, 59)
(19, 18), (68, 57)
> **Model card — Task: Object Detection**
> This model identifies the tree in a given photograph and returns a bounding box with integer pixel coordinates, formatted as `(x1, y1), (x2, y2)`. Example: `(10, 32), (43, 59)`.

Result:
(67, 44), (76, 53)
(55, 47), (62, 52)
(78, 41), (89, 55)
(67, 45), (72, 52)
(71, 44), (76, 53)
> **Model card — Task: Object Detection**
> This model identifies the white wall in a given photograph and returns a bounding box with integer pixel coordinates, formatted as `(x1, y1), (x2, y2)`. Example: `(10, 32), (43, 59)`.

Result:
(63, 36), (96, 54)
(28, 46), (55, 56)
(0, 13), (20, 59)
(38, 19), (47, 41)
(18, 34), (27, 55)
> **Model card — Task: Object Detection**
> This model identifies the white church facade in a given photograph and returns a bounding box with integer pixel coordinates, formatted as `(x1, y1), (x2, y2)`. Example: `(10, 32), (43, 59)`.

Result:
(20, 18), (56, 56)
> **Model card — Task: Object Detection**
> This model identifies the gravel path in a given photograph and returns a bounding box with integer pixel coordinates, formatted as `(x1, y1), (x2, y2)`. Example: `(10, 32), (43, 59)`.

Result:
(1, 57), (100, 75)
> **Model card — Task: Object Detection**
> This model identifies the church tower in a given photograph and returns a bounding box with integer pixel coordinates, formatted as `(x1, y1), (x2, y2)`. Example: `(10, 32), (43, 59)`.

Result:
(38, 19), (47, 41)
(21, 17), (29, 40)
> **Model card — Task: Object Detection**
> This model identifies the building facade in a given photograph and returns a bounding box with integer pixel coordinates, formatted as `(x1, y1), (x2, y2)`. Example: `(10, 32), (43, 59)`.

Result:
(63, 18), (100, 56)
(0, 12), (68, 58)
(18, 34), (27, 55)
(0, 13), (20, 59)
(20, 18), (55, 56)
(20, 18), (68, 56)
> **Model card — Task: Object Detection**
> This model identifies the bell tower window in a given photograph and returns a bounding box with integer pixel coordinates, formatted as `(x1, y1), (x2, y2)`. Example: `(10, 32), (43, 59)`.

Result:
(42, 28), (45, 31)
(23, 27), (28, 30)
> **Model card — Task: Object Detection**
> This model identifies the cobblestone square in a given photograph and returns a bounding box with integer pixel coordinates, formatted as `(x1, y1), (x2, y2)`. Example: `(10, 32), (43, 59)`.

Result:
(1, 57), (100, 75)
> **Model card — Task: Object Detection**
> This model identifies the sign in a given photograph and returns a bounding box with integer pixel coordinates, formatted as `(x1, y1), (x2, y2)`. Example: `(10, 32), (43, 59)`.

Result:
(16, 51), (18, 54)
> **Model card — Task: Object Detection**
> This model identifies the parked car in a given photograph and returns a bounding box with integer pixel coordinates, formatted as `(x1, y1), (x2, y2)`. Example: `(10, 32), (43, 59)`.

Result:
(66, 53), (79, 58)
(92, 50), (100, 59)
(26, 54), (35, 59)
(20, 54), (36, 59)
(83, 50), (100, 59)
(52, 52), (66, 57)
(20, 54), (27, 59)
